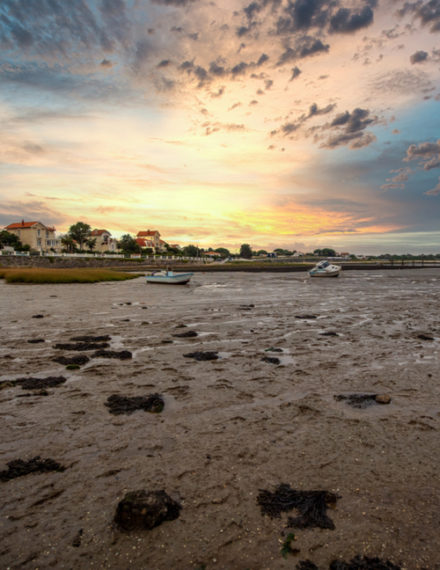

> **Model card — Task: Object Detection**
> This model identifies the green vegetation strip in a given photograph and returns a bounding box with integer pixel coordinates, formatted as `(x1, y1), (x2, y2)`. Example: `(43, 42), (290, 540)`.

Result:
(0, 268), (142, 284)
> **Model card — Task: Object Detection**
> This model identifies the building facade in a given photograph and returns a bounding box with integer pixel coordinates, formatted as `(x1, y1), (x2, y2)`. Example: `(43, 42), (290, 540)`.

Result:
(90, 229), (118, 252)
(5, 221), (61, 253)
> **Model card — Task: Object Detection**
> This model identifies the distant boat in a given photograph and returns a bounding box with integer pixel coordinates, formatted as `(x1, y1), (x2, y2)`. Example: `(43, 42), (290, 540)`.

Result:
(145, 269), (193, 285)
(309, 260), (341, 278)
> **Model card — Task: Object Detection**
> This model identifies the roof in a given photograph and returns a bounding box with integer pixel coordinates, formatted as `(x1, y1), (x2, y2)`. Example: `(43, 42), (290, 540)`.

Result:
(137, 230), (160, 237)
(6, 221), (56, 231)
(135, 238), (154, 247)
(91, 229), (110, 236)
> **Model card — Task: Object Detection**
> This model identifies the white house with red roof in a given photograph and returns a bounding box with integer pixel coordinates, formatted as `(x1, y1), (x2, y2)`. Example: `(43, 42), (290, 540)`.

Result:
(5, 220), (61, 253)
(90, 229), (118, 252)
(136, 229), (167, 252)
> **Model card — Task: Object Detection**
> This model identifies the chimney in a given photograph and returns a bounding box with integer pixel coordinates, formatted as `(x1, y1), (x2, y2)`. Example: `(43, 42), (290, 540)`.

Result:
(21, 219), (24, 226)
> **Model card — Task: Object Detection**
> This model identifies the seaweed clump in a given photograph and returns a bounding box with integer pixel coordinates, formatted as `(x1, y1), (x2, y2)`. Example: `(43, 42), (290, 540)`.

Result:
(54, 342), (109, 351)
(330, 556), (401, 569)
(70, 335), (111, 342)
(53, 355), (90, 366)
(0, 456), (65, 482)
(257, 483), (340, 530)
(1, 376), (67, 391)
(261, 356), (280, 365)
(115, 490), (181, 531)
(334, 394), (391, 409)
(105, 393), (164, 415)
(172, 330), (198, 338)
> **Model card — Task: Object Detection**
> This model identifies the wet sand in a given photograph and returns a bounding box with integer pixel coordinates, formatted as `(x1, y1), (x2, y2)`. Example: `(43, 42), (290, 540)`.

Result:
(1, 269), (440, 569)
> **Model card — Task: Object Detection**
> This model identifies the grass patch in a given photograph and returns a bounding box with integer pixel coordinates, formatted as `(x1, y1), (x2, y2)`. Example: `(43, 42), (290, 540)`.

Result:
(0, 268), (143, 284)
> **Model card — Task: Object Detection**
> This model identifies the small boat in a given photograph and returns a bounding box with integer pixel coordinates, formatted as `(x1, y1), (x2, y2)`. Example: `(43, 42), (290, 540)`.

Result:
(145, 269), (193, 285)
(309, 260), (341, 278)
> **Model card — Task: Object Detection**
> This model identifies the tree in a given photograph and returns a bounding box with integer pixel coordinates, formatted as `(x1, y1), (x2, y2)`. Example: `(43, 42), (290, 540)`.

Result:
(182, 245), (198, 257)
(86, 237), (97, 252)
(239, 244), (252, 259)
(118, 234), (141, 255)
(215, 247), (230, 258)
(61, 235), (77, 253)
(0, 230), (24, 251)
(256, 249), (267, 256)
(68, 222), (91, 251)
(314, 248), (336, 257)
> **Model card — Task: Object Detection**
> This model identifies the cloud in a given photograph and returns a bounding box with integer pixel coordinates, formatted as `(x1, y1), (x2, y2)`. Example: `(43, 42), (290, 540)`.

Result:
(272, 101), (336, 137)
(398, 1), (440, 33)
(329, 6), (374, 34)
(404, 139), (440, 170)
(380, 167), (412, 190)
(290, 66), (302, 80)
(410, 50), (428, 64)
(425, 177), (440, 196)
(150, 0), (196, 6)
(277, 36), (329, 65)
(320, 108), (378, 149)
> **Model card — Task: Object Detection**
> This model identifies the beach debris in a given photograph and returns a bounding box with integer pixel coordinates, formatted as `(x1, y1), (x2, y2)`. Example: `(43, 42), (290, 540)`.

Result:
(32, 314), (45, 319)
(173, 330), (198, 338)
(27, 338), (45, 343)
(416, 333), (434, 341)
(0, 456), (65, 482)
(93, 349), (132, 360)
(281, 533), (299, 558)
(70, 335), (111, 342)
(295, 314), (317, 319)
(53, 355), (90, 366)
(265, 347), (283, 352)
(105, 393), (164, 415)
(329, 555), (401, 569)
(334, 394), (391, 409)
(54, 342), (109, 351)
(261, 356), (281, 365)
(0, 376), (67, 391)
(72, 529), (83, 548)
(183, 351), (219, 361)
(114, 489), (181, 531)
(257, 483), (340, 530)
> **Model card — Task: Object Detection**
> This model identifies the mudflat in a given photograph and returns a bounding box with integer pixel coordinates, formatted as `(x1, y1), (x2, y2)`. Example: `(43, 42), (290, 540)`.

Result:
(0, 269), (439, 569)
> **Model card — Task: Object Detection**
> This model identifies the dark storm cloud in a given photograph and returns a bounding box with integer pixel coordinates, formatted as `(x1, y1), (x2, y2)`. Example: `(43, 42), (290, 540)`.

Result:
(410, 50), (428, 63)
(329, 6), (373, 33)
(209, 61), (227, 76)
(398, 0), (440, 33)
(277, 36), (329, 65)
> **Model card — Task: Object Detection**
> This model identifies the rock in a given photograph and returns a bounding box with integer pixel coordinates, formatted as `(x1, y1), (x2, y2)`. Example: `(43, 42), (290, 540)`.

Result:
(70, 335), (111, 342)
(105, 393), (164, 415)
(295, 314), (317, 319)
(114, 490), (181, 531)
(172, 330), (198, 338)
(55, 342), (110, 351)
(297, 562), (319, 570)
(334, 394), (378, 409)
(32, 314), (44, 319)
(320, 331), (338, 336)
(53, 355), (90, 366)
(0, 456), (65, 482)
(329, 554), (401, 569)
(261, 356), (280, 365)
(92, 349), (132, 360)
(72, 529), (83, 547)
(183, 351), (219, 361)
(265, 347), (283, 352)
(417, 333), (434, 341)
(14, 376), (67, 390)
(27, 338), (45, 344)
(375, 394), (391, 405)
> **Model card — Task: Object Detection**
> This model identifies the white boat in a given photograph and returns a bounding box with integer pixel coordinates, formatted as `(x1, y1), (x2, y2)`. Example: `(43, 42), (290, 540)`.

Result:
(309, 260), (341, 278)
(145, 270), (193, 284)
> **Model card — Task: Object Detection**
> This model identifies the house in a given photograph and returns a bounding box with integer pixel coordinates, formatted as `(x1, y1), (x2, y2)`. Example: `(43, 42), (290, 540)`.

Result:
(5, 220), (61, 253)
(204, 250), (222, 258)
(136, 230), (167, 253)
(135, 237), (155, 250)
(90, 229), (118, 253)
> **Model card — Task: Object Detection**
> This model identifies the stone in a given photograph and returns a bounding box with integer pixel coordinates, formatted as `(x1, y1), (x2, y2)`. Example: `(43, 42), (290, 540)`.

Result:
(114, 490), (181, 531)
(375, 394), (391, 405)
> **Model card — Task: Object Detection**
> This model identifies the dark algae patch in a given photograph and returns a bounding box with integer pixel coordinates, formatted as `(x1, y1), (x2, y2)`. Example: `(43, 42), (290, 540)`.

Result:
(183, 351), (219, 361)
(105, 393), (164, 415)
(93, 349), (132, 360)
(0, 456), (65, 482)
(257, 483), (340, 530)
(114, 489), (181, 531)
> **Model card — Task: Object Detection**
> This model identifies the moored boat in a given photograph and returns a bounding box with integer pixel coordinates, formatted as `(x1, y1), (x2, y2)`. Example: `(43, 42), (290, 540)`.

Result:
(146, 270), (193, 284)
(309, 260), (341, 278)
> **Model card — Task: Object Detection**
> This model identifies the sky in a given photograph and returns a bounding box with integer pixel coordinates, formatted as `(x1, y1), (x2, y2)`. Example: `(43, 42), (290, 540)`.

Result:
(1, 0), (440, 254)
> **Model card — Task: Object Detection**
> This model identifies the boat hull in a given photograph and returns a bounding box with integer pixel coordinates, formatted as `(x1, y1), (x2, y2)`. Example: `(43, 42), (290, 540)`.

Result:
(146, 272), (193, 284)
(309, 271), (340, 277)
